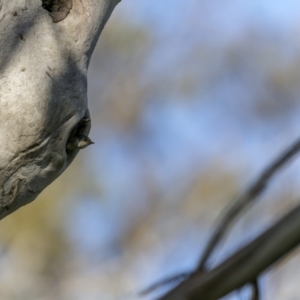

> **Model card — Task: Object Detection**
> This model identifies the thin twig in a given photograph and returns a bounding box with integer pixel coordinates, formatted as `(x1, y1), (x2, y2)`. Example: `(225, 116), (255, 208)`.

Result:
(138, 272), (190, 296)
(196, 137), (300, 271)
(250, 278), (260, 300)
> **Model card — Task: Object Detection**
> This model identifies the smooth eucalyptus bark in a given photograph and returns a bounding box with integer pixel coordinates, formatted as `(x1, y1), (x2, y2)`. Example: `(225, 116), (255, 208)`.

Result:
(0, 0), (120, 219)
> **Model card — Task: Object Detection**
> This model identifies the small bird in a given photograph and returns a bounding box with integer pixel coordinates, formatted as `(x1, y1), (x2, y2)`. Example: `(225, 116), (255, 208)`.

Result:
(66, 134), (94, 152)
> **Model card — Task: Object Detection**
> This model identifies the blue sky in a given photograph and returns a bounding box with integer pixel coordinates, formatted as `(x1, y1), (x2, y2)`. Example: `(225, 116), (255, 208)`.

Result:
(69, 1), (300, 299)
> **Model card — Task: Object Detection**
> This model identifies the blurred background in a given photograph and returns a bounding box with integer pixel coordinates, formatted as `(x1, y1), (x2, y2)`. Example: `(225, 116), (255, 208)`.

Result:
(2, 0), (300, 299)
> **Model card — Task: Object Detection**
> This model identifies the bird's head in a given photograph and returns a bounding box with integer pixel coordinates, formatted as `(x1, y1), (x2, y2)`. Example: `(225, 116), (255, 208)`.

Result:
(77, 135), (94, 149)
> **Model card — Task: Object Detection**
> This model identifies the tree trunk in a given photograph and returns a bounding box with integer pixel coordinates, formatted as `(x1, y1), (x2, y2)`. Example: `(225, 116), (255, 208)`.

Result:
(0, 0), (120, 219)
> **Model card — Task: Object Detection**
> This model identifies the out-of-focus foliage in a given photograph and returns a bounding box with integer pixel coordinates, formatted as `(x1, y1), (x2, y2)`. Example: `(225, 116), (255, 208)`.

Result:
(1, 1), (300, 300)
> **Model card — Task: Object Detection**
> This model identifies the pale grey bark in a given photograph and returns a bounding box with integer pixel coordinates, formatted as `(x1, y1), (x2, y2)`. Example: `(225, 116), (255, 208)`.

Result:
(0, 0), (120, 219)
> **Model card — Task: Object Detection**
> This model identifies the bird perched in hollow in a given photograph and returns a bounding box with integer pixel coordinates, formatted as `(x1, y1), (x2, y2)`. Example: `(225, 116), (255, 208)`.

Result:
(66, 134), (94, 152)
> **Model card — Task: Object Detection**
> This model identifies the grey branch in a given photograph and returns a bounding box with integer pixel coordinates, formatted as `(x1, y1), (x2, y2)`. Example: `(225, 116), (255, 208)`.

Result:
(153, 136), (300, 299)
(158, 202), (300, 300)
(197, 137), (300, 271)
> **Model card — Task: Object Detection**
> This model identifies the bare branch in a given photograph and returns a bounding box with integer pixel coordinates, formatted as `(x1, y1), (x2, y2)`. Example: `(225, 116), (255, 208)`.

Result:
(158, 202), (300, 300)
(197, 137), (300, 271)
